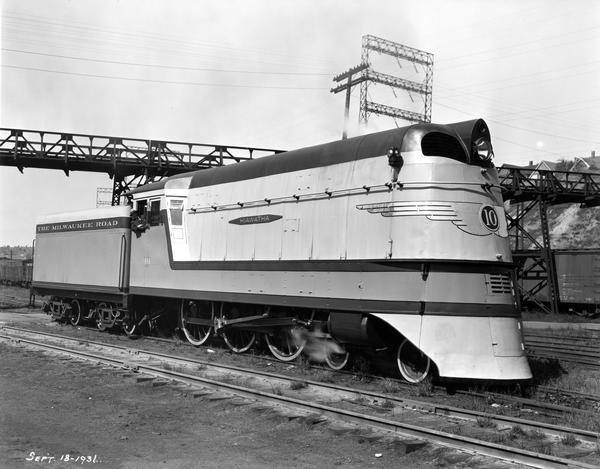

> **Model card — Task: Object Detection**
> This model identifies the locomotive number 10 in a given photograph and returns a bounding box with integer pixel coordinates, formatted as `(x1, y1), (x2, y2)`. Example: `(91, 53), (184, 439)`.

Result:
(480, 206), (499, 231)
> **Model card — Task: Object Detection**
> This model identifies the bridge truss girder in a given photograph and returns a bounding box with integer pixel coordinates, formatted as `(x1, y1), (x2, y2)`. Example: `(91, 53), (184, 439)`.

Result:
(500, 167), (600, 314)
(0, 128), (283, 204)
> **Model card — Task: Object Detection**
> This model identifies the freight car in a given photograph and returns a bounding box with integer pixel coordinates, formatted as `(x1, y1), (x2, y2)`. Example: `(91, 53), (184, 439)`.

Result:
(0, 258), (33, 288)
(557, 250), (600, 315)
(522, 249), (600, 316)
(32, 119), (532, 384)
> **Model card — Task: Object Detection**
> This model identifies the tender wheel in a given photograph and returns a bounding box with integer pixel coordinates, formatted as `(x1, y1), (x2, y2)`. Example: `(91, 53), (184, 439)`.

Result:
(325, 340), (350, 370)
(223, 329), (256, 353)
(69, 300), (82, 326)
(397, 339), (431, 384)
(180, 300), (214, 346)
(265, 328), (306, 362)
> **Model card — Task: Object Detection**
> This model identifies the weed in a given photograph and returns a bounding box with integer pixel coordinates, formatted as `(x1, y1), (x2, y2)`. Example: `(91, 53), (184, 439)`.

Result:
(508, 425), (526, 439)
(528, 429), (546, 441)
(476, 417), (497, 429)
(546, 367), (600, 397)
(464, 396), (491, 414)
(488, 432), (508, 444)
(271, 385), (283, 396)
(219, 374), (235, 384)
(297, 356), (312, 375)
(380, 377), (402, 394)
(415, 378), (433, 397)
(528, 357), (565, 385)
(380, 399), (395, 410)
(290, 380), (308, 391)
(161, 362), (184, 373)
(561, 434), (580, 447)
(350, 355), (372, 383)
(312, 370), (336, 383)
(529, 442), (554, 456)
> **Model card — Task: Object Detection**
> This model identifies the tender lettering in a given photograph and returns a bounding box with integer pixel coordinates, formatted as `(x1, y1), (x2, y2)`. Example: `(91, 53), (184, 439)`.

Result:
(36, 218), (125, 233)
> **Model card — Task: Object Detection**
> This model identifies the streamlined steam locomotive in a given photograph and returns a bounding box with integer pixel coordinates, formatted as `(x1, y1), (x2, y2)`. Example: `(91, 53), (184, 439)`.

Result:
(32, 119), (532, 384)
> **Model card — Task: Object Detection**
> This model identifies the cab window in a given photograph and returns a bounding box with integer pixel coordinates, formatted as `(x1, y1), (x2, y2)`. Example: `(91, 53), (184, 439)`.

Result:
(136, 199), (148, 217)
(149, 200), (161, 226)
(169, 200), (184, 226)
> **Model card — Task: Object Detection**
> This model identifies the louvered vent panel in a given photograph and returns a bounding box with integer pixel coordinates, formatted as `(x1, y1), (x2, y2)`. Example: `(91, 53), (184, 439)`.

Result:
(487, 273), (513, 295)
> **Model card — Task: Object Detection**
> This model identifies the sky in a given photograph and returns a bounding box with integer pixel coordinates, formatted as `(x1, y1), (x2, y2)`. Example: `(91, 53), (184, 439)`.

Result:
(1, 0), (599, 245)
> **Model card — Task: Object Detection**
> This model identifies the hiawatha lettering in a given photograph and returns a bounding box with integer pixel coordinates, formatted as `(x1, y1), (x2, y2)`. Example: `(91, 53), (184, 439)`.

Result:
(229, 214), (282, 225)
(36, 217), (130, 233)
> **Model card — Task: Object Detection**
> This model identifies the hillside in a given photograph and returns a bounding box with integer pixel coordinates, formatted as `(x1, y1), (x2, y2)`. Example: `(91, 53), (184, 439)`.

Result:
(504, 154), (600, 250)
(508, 203), (600, 250)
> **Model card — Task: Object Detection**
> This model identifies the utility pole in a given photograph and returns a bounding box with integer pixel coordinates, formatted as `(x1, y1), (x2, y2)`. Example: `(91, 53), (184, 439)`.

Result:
(331, 36), (433, 136)
(330, 64), (369, 139)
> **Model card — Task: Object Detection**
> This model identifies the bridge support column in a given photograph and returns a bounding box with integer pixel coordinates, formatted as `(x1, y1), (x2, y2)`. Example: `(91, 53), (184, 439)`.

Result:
(538, 198), (560, 315)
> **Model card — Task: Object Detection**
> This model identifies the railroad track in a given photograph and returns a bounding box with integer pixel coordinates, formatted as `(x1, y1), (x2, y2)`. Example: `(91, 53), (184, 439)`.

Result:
(2, 326), (599, 469)
(82, 323), (600, 414)
(524, 332), (600, 368)
(17, 321), (600, 417)
(537, 386), (600, 405)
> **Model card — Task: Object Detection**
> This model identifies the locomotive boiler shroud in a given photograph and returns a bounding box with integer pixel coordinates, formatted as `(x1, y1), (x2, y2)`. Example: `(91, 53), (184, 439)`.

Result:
(32, 119), (532, 383)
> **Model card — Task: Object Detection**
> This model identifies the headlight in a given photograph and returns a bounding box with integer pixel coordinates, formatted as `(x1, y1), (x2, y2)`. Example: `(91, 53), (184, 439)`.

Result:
(474, 137), (494, 162)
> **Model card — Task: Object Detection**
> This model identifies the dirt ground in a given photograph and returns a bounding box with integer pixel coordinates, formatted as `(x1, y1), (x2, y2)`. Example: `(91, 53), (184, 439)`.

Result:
(1, 342), (402, 468)
(3, 332), (513, 469)
(0, 287), (574, 468)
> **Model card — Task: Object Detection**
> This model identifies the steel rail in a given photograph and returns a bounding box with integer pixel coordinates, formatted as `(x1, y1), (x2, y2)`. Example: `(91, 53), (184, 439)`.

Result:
(537, 386), (600, 403)
(526, 343), (600, 356)
(0, 327), (598, 468)
(526, 350), (600, 367)
(1, 332), (598, 469)
(524, 332), (600, 342)
(527, 355), (599, 370)
(4, 326), (597, 422)
(455, 389), (597, 419)
(525, 336), (600, 348)
(9, 326), (597, 441)
(526, 345), (600, 359)
(10, 324), (599, 418)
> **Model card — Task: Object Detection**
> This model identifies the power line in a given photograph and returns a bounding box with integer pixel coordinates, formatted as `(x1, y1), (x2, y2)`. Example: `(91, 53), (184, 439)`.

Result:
(435, 87), (600, 136)
(437, 63), (600, 100)
(438, 58), (600, 95)
(1, 48), (332, 76)
(2, 23), (329, 73)
(2, 13), (333, 68)
(439, 24), (600, 67)
(437, 99), (599, 146)
(434, 101), (596, 158)
(427, 3), (587, 59)
(2, 64), (330, 90)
